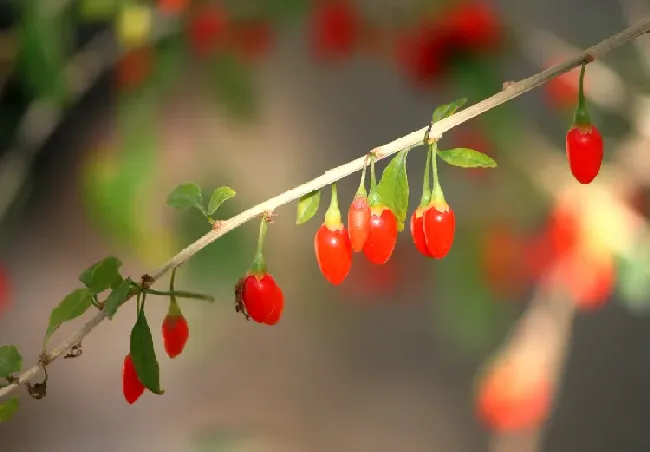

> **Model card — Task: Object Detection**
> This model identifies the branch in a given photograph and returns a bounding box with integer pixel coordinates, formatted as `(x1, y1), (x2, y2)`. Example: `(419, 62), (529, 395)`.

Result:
(1, 18), (649, 401)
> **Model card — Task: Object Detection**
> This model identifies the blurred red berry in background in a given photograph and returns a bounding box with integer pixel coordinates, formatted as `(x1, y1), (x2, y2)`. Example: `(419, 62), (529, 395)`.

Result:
(115, 46), (154, 91)
(0, 264), (10, 317)
(544, 58), (580, 110)
(440, 1), (503, 54)
(310, 0), (361, 61)
(188, 5), (230, 57)
(232, 20), (274, 63)
(157, 0), (189, 15)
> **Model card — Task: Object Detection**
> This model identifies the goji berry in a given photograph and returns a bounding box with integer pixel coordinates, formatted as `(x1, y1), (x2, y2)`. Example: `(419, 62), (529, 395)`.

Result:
(476, 359), (552, 432)
(310, 0), (360, 61)
(348, 164), (371, 252)
(411, 145), (434, 258)
(235, 214), (284, 325)
(566, 63), (603, 184)
(394, 25), (446, 86)
(546, 201), (580, 257)
(232, 20), (274, 63)
(440, 1), (502, 54)
(162, 301), (189, 359)
(562, 251), (614, 310)
(363, 206), (398, 264)
(315, 183), (353, 285)
(566, 124), (603, 184)
(423, 202), (456, 259)
(544, 58), (579, 110)
(188, 5), (230, 57)
(122, 354), (145, 404)
(115, 46), (154, 91)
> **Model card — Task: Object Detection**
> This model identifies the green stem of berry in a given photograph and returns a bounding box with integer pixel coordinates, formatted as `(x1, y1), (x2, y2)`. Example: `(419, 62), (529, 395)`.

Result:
(167, 269), (182, 317)
(250, 216), (269, 276)
(573, 63), (591, 126)
(325, 183), (342, 227)
(356, 160), (368, 197)
(419, 145), (432, 208)
(367, 155), (383, 207)
(430, 142), (446, 206)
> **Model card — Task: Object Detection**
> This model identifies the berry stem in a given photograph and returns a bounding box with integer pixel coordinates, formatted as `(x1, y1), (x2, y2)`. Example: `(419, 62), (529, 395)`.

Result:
(370, 156), (377, 190)
(250, 215), (269, 276)
(324, 183), (342, 228)
(167, 268), (182, 317)
(572, 63), (591, 126)
(419, 145), (433, 208)
(356, 160), (368, 197)
(430, 142), (446, 205)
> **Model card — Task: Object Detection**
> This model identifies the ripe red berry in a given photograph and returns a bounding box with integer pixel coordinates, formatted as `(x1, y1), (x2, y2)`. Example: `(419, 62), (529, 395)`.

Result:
(363, 206), (398, 264)
(566, 124), (603, 184)
(410, 208), (433, 258)
(241, 273), (284, 324)
(562, 251), (614, 310)
(188, 5), (229, 57)
(476, 359), (552, 432)
(348, 194), (371, 252)
(544, 58), (579, 110)
(314, 224), (353, 285)
(440, 1), (502, 54)
(162, 313), (189, 359)
(232, 20), (274, 63)
(394, 25), (446, 86)
(423, 202), (456, 259)
(122, 354), (145, 404)
(310, 0), (360, 61)
(115, 46), (153, 91)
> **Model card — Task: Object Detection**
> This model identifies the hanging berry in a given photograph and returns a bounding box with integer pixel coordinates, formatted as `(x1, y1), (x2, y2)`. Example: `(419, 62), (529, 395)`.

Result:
(162, 269), (190, 359)
(440, 1), (502, 55)
(423, 143), (455, 259)
(310, 0), (361, 61)
(363, 157), (398, 264)
(348, 161), (371, 252)
(410, 145), (434, 258)
(188, 4), (230, 57)
(122, 354), (146, 404)
(565, 62), (603, 184)
(314, 183), (353, 285)
(235, 213), (284, 325)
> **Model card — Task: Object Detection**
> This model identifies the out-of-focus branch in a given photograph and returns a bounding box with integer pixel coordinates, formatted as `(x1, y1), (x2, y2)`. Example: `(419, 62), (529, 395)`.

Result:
(1, 18), (649, 401)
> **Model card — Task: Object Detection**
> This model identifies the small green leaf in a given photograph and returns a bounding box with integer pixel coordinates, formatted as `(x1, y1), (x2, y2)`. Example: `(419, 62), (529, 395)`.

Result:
(296, 190), (321, 225)
(166, 183), (206, 214)
(0, 346), (22, 378)
(130, 310), (164, 394)
(79, 256), (123, 293)
(432, 98), (467, 124)
(437, 148), (497, 168)
(44, 288), (93, 346)
(0, 398), (19, 423)
(104, 278), (134, 319)
(207, 186), (236, 216)
(376, 150), (410, 231)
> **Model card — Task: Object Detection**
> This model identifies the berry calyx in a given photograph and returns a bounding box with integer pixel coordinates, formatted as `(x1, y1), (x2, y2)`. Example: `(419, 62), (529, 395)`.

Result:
(348, 161), (371, 252)
(315, 183), (353, 285)
(122, 354), (146, 404)
(566, 63), (603, 184)
(161, 270), (189, 359)
(310, 0), (360, 61)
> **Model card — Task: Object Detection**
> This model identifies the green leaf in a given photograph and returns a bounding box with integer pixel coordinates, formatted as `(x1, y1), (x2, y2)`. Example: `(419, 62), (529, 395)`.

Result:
(44, 289), (93, 346)
(207, 186), (236, 216)
(166, 183), (206, 214)
(432, 98), (467, 124)
(437, 148), (497, 168)
(130, 310), (164, 394)
(0, 398), (19, 423)
(104, 278), (134, 319)
(79, 256), (123, 293)
(0, 346), (22, 378)
(296, 190), (321, 225)
(375, 150), (410, 231)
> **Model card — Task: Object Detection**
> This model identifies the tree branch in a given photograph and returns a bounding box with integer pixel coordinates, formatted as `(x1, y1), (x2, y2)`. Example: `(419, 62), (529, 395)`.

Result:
(1, 18), (649, 401)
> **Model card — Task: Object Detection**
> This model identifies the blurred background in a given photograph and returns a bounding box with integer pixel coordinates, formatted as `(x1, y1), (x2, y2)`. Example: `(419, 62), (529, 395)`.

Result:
(0, 0), (650, 451)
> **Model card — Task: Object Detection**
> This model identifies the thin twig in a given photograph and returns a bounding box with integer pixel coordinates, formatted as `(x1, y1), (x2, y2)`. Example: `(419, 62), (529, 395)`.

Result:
(0, 18), (648, 401)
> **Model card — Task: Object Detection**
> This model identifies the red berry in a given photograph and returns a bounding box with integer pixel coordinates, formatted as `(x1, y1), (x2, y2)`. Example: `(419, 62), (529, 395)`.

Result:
(410, 208), (433, 258)
(314, 223), (353, 285)
(423, 203), (456, 259)
(232, 20), (274, 63)
(441, 1), (502, 54)
(122, 354), (145, 404)
(241, 273), (283, 324)
(348, 194), (371, 252)
(565, 124), (604, 184)
(547, 202), (580, 257)
(188, 5), (229, 57)
(544, 59), (580, 110)
(394, 25), (446, 86)
(0, 264), (10, 316)
(115, 46), (153, 91)
(310, 0), (360, 61)
(162, 314), (189, 359)
(362, 207), (398, 264)
(157, 0), (188, 15)
(562, 251), (614, 310)
(476, 359), (552, 432)
(263, 285), (285, 325)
